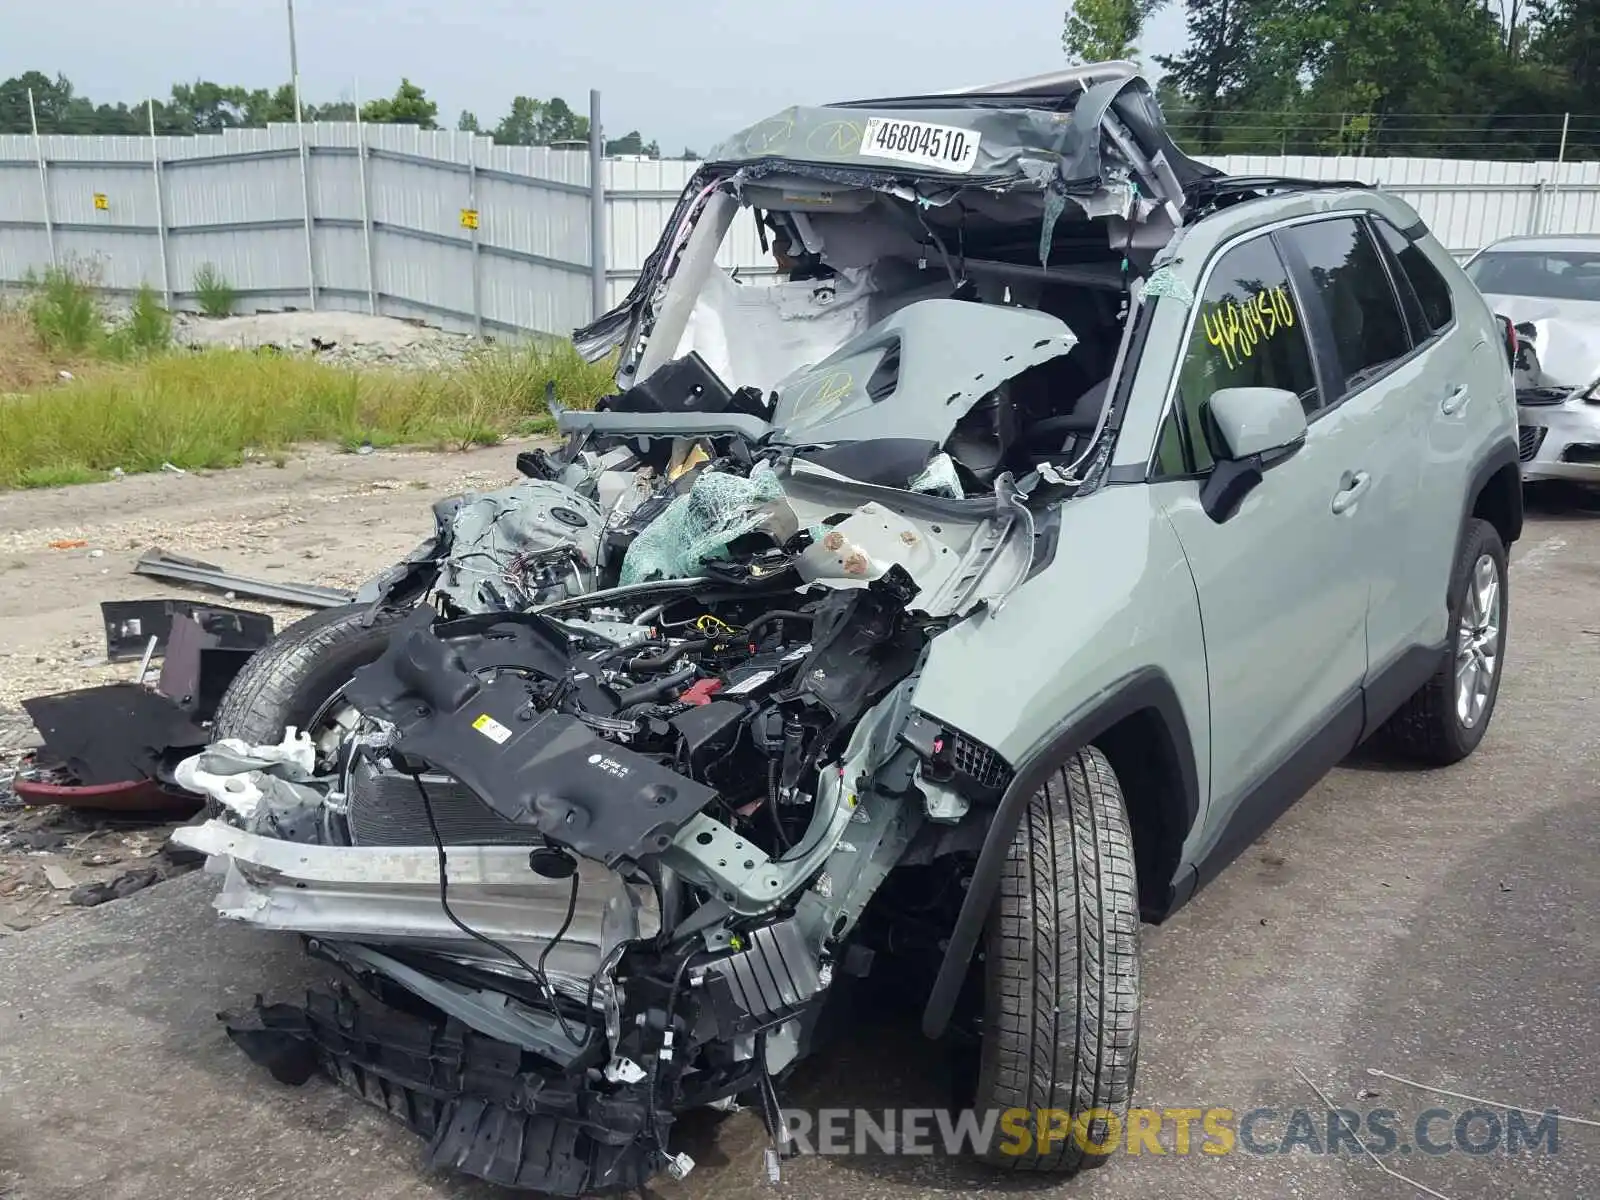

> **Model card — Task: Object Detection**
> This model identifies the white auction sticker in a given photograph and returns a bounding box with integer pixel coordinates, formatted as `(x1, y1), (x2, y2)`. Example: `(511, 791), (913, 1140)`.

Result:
(859, 117), (981, 173)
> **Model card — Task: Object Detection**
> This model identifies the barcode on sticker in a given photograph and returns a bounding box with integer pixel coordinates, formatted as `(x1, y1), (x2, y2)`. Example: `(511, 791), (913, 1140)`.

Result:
(472, 713), (512, 744)
(859, 117), (981, 173)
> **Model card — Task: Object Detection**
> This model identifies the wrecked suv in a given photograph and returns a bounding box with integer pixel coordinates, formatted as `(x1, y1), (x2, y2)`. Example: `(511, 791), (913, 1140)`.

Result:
(172, 62), (1524, 1193)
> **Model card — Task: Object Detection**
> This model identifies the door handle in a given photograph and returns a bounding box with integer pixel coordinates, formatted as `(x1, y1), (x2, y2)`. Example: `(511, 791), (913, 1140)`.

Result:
(1441, 385), (1471, 416)
(1331, 470), (1371, 515)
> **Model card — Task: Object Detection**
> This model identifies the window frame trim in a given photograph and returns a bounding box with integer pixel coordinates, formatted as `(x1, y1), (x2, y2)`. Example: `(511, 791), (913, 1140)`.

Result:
(1371, 213), (1457, 342)
(1276, 214), (1425, 420)
(1367, 215), (1431, 347)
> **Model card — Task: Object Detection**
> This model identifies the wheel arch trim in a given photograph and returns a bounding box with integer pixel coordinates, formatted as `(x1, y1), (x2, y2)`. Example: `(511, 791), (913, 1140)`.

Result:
(920, 665), (1198, 1039)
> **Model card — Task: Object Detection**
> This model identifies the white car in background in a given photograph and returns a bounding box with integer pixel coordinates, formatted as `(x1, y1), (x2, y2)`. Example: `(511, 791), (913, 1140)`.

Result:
(1465, 234), (1600, 484)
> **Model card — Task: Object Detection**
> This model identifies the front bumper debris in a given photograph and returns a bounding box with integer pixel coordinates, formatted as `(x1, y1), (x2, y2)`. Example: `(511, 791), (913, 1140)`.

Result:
(1518, 398), (1600, 483)
(172, 820), (659, 992)
(224, 987), (668, 1195)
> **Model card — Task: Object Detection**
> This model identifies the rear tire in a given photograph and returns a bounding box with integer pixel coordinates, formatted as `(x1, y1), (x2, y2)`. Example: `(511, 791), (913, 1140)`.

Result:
(1376, 519), (1508, 765)
(210, 604), (406, 746)
(973, 746), (1140, 1174)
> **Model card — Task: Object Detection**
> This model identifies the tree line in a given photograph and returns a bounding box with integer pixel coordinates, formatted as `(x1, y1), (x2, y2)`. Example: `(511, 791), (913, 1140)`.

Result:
(0, 72), (690, 158)
(1067, 0), (1600, 158)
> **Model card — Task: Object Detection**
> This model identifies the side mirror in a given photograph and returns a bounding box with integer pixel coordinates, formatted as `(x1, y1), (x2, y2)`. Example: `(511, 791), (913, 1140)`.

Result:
(1199, 387), (1307, 524)
(1208, 386), (1307, 460)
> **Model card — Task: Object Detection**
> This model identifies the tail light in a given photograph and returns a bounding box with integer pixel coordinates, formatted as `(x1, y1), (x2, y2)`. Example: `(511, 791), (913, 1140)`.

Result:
(1497, 314), (1518, 371)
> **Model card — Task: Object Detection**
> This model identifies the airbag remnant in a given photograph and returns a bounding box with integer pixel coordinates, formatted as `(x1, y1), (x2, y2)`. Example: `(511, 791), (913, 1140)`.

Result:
(619, 464), (790, 585)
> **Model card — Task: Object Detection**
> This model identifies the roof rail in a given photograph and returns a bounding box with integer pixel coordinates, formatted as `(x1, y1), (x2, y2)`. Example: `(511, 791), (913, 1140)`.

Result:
(933, 61), (1139, 97)
(835, 61), (1141, 108)
(1187, 174), (1372, 215)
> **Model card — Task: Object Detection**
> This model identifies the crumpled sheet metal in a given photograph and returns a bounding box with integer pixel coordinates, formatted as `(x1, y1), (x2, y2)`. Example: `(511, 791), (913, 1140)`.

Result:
(619, 464), (790, 585)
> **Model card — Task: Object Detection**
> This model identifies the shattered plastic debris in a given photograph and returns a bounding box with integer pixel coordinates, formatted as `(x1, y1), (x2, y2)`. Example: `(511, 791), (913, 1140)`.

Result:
(69, 866), (160, 907)
(1143, 266), (1195, 306)
(908, 452), (964, 499)
(619, 464), (789, 585)
(174, 729), (326, 839)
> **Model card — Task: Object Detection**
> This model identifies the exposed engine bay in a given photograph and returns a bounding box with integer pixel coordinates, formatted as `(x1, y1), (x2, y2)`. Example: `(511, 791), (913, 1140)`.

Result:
(175, 430), (1034, 1192)
(171, 65), (1216, 1195)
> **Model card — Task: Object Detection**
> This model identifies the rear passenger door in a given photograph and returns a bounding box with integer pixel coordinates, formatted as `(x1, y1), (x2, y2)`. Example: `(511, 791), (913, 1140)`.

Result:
(1275, 216), (1431, 682)
(1150, 231), (1369, 830)
(1370, 216), (1483, 653)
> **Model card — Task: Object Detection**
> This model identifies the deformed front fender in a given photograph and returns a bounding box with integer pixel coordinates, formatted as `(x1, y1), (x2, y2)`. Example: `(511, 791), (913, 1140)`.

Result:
(907, 485), (1210, 1039)
(917, 666), (1197, 1039)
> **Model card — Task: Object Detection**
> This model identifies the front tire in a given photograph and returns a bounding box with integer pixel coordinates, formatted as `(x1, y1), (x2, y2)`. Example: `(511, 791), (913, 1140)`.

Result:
(974, 746), (1140, 1174)
(1377, 518), (1508, 765)
(210, 604), (407, 746)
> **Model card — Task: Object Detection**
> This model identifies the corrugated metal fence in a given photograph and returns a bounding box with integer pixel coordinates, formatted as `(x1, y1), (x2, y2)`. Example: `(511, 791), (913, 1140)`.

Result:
(4, 126), (1599, 339)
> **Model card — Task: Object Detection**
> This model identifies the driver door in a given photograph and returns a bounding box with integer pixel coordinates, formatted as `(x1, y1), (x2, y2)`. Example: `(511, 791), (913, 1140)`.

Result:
(1148, 230), (1370, 869)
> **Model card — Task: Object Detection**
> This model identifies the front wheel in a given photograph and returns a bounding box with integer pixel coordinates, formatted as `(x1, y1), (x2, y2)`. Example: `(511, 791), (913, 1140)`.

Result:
(973, 746), (1140, 1174)
(210, 604), (408, 750)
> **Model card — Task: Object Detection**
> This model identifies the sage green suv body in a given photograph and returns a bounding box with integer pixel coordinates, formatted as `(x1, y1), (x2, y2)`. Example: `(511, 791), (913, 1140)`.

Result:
(914, 186), (1523, 1046)
(176, 70), (1525, 1190)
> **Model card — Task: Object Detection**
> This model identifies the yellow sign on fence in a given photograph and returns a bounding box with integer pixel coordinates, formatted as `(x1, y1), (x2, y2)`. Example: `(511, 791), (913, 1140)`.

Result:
(93, 193), (108, 211)
(459, 208), (479, 230)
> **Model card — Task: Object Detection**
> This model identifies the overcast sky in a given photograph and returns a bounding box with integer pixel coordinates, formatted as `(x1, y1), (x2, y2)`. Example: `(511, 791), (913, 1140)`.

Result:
(7, 0), (1188, 150)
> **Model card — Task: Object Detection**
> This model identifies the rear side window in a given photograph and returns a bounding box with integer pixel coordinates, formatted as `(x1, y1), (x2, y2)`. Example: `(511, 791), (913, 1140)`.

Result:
(1282, 217), (1410, 393)
(1374, 218), (1453, 335)
(1153, 234), (1319, 476)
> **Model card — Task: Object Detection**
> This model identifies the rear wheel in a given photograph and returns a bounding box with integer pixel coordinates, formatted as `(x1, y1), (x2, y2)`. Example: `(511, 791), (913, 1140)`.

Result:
(973, 746), (1140, 1174)
(1377, 519), (1508, 765)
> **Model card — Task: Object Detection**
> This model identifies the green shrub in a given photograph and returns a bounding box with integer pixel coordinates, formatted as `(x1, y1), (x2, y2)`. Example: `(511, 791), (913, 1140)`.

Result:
(27, 266), (101, 353)
(192, 262), (237, 317)
(103, 285), (172, 359)
(124, 285), (172, 352)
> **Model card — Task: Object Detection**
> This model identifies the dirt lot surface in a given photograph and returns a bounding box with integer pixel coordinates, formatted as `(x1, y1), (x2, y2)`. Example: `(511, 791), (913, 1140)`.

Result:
(0, 470), (1596, 1200)
(0, 445), (527, 931)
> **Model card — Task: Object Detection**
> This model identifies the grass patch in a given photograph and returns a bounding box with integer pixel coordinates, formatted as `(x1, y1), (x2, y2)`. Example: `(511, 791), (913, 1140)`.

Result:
(122, 285), (173, 354)
(0, 340), (613, 490)
(27, 266), (102, 354)
(192, 263), (237, 317)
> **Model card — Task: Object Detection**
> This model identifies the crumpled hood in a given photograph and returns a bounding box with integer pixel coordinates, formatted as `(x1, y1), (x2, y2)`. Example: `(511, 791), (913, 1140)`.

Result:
(1483, 293), (1600, 388)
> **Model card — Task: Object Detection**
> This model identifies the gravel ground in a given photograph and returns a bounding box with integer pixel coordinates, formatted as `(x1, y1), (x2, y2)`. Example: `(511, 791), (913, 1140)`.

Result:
(0, 504), (1593, 1200)
(167, 311), (482, 371)
(0, 443), (529, 934)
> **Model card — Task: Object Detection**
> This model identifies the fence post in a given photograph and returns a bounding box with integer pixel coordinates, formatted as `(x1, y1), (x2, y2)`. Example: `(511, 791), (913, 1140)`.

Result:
(148, 99), (172, 308)
(355, 80), (377, 315)
(466, 132), (483, 339)
(294, 103), (317, 310)
(27, 87), (57, 271)
(1529, 178), (1548, 236)
(589, 88), (606, 321)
